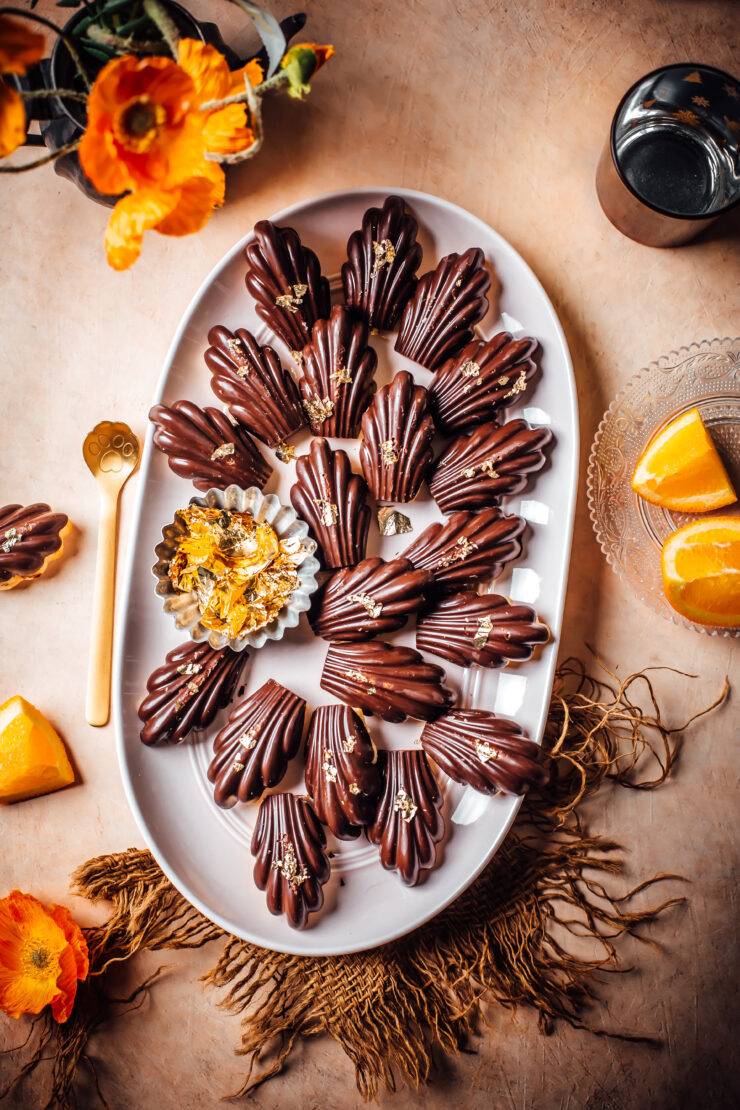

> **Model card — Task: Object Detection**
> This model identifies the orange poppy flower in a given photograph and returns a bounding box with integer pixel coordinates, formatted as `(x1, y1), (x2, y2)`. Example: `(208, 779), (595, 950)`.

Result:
(280, 42), (335, 99)
(0, 890), (89, 1023)
(0, 15), (45, 159)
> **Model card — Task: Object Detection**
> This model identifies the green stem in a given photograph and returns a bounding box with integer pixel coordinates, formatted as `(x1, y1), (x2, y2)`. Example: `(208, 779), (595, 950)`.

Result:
(0, 138), (81, 173)
(18, 88), (88, 102)
(142, 0), (179, 58)
(86, 24), (165, 54)
(0, 6), (91, 90)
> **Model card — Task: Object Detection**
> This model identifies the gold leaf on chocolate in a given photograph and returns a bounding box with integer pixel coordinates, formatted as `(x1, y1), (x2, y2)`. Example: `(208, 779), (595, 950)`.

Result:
(149, 400), (273, 492)
(429, 332), (539, 434)
(416, 591), (549, 668)
(377, 507), (413, 536)
(310, 556), (432, 641)
(395, 248), (491, 370)
(290, 438), (371, 568)
(299, 305), (378, 437)
(367, 749), (444, 886)
(251, 793), (330, 930)
(305, 704), (383, 839)
(321, 641), (454, 723)
(402, 508), (526, 593)
(0, 503), (68, 590)
(359, 370), (435, 503)
(207, 679), (305, 807)
(421, 709), (548, 796)
(342, 195), (423, 330)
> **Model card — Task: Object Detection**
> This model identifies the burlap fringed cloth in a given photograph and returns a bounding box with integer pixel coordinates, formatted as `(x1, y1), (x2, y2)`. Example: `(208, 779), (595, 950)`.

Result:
(2, 657), (728, 1109)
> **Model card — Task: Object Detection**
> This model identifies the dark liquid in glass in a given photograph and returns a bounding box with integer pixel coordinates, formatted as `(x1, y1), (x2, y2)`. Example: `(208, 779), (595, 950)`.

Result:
(617, 121), (726, 217)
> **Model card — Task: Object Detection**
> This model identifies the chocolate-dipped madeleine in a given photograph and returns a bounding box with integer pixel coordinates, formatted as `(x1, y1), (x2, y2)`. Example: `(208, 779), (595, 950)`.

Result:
(421, 710), (548, 796)
(395, 248), (491, 370)
(310, 556), (432, 641)
(290, 438), (370, 568)
(367, 749), (444, 886)
(0, 503), (69, 590)
(251, 793), (330, 930)
(359, 370), (435, 503)
(139, 641), (246, 746)
(299, 305), (377, 437)
(429, 332), (539, 434)
(402, 508), (526, 593)
(321, 641), (453, 723)
(244, 220), (331, 355)
(149, 400), (272, 492)
(341, 194), (423, 330)
(416, 591), (548, 668)
(304, 704), (383, 839)
(430, 420), (553, 512)
(205, 326), (306, 453)
(207, 679), (305, 807)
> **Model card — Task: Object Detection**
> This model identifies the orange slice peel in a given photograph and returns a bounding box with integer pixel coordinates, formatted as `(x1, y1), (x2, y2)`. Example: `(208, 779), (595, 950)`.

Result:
(661, 516), (740, 628)
(631, 407), (737, 513)
(0, 696), (75, 804)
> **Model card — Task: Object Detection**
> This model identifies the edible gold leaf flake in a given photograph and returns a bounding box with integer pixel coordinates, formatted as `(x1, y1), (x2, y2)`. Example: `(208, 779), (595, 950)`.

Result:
(322, 748), (338, 782)
(462, 466), (477, 479)
(186, 681), (201, 696)
(393, 787), (417, 823)
(349, 783), (360, 795)
(275, 441), (295, 463)
(379, 439), (399, 465)
(176, 662), (202, 676)
(433, 535), (478, 569)
(272, 834), (310, 893)
(313, 498), (338, 527)
(462, 461), (499, 480)
(1, 528), (19, 553)
(303, 396), (335, 424)
(239, 725), (259, 751)
(371, 238), (396, 276)
(460, 360), (481, 394)
(291, 350), (304, 366)
(233, 761), (245, 772)
(473, 615), (493, 649)
(331, 365), (353, 385)
(275, 283), (308, 314)
(210, 442), (235, 462)
(503, 369), (528, 399)
(377, 507), (413, 536)
(343, 735), (357, 753)
(227, 337), (245, 360)
(475, 739), (500, 763)
(347, 592), (383, 619)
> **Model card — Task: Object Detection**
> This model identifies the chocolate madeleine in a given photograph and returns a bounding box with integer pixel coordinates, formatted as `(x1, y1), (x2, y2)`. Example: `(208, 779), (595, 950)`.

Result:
(138, 641), (246, 746)
(290, 439), (371, 568)
(207, 679), (305, 807)
(304, 704), (383, 839)
(299, 305), (377, 437)
(149, 400), (272, 492)
(320, 641), (453, 723)
(430, 420), (553, 512)
(402, 508), (526, 593)
(421, 710), (548, 796)
(341, 194), (423, 330)
(429, 332), (538, 434)
(416, 591), (548, 668)
(395, 248), (490, 370)
(359, 370), (435, 503)
(0, 503), (68, 590)
(367, 750), (444, 886)
(205, 326), (306, 451)
(251, 793), (330, 930)
(310, 556), (432, 642)
(244, 220), (331, 355)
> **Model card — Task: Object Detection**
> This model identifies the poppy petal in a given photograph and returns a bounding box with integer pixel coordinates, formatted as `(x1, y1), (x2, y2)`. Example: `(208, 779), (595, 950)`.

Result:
(0, 15), (45, 75)
(105, 189), (179, 270)
(156, 168), (224, 237)
(203, 104), (253, 155)
(177, 39), (231, 102)
(0, 78), (27, 158)
(49, 905), (89, 982)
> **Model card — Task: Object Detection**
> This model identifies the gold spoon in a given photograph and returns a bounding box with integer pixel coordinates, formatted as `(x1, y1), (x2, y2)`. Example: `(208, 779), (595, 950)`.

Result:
(83, 421), (140, 727)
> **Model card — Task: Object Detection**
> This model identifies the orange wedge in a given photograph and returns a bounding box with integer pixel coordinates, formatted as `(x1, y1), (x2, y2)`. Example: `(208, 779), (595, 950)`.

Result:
(661, 517), (740, 627)
(0, 696), (75, 804)
(631, 407), (736, 512)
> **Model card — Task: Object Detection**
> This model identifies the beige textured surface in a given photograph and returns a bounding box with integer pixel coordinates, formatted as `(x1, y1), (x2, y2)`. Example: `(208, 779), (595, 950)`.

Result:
(1, 0), (739, 1106)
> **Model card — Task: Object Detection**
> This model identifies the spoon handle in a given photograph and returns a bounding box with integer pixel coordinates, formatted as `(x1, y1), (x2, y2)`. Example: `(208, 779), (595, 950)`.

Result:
(86, 490), (119, 727)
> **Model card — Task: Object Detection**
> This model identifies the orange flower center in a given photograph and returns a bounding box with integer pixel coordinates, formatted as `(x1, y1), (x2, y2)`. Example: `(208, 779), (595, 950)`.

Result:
(21, 939), (55, 980)
(115, 97), (168, 153)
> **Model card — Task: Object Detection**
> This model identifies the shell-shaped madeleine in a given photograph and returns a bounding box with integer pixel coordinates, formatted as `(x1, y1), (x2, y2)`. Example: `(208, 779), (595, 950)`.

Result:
(395, 248), (491, 371)
(430, 420), (554, 512)
(320, 641), (454, 724)
(421, 710), (548, 796)
(367, 750), (444, 886)
(358, 370), (435, 503)
(290, 439), (371, 568)
(149, 400), (272, 492)
(429, 332), (539, 434)
(251, 793), (330, 930)
(0, 503), (68, 589)
(416, 591), (549, 668)
(341, 194), (423, 330)
(299, 305), (378, 437)
(304, 704), (383, 839)
(310, 556), (432, 641)
(244, 220), (331, 355)
(402, 508), (526, 593)
(205, 326), (306, 449)
(207, 679), (305, 807)
(138, 641), (247, 746)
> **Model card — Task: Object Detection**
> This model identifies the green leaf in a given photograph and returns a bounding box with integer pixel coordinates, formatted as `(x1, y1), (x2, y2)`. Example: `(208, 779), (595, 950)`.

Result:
(228, 0), (286, 77)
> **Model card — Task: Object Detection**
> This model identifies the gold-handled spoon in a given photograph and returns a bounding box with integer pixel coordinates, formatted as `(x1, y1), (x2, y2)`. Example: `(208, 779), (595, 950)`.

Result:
(83, 421), (140, 727)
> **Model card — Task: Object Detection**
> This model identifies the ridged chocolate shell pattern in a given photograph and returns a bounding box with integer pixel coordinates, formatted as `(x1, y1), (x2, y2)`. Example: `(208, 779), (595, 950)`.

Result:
(304, 704), (383, 839)
(421, 710), (548, 796)
(299, 305), (378, 437)
(402, 508), (526, 593)
(367, 749), (444, 886)
(149, 400), (272, 492)
(244, 220), (331, 354)
(358, 370), (435, 503)
(429, 332), (539, 434)
(290, 439), (370, 568)
(310, 556), (432, 642)
(341, 194), (423, 330)
(138, 641), (247, 746)
(205, 326), (306, 448)
(320, 641), (454, 723)
(0, 503), (68, 587)
(416, 591), (548, 668)
(395, 248), (491, 370)
(207, 679), (306, 807)
(430, 420), (553, 512)
(251, 793), (330, 930)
